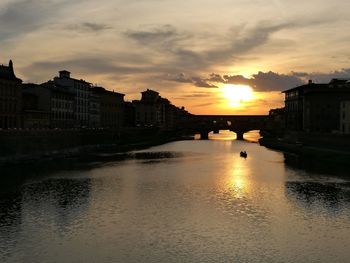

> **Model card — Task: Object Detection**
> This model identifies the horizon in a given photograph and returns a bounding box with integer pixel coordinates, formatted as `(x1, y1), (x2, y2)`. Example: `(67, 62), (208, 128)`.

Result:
(2, 0), (350, 114)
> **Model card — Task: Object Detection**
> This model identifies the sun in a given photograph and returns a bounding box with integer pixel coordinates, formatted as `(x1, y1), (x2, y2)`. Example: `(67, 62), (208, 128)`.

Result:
(220, 84), (254, 107)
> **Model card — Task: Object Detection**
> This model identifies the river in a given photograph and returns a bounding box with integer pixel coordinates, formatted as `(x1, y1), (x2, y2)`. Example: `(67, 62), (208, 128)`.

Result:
(1, 131), (350, 263)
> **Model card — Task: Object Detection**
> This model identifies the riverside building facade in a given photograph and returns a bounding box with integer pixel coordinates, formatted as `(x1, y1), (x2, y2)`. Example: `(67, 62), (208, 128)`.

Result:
(49, 70), (91, 127)
(283, 79), (350, 133)
(0, 60), (22, 129)
(91, 86), (125, 129)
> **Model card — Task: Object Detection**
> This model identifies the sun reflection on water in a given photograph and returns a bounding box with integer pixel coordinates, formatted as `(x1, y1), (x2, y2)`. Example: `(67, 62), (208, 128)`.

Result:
(225, 160), (251, 199)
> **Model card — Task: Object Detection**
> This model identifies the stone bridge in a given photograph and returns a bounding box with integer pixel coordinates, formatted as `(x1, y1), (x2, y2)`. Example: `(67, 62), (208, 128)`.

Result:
(182, 115), (269, 140)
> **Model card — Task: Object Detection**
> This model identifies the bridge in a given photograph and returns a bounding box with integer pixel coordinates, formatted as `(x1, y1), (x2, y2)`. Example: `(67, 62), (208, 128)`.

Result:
(182, 115), (269, 140)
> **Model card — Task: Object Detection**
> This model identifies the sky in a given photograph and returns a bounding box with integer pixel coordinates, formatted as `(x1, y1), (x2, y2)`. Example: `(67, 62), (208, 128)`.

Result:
(2, 0), (350, 114)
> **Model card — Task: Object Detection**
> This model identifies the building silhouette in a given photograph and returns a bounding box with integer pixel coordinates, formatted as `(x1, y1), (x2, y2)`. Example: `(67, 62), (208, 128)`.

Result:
(283, 79), (350, 133)
(22, 84), (51, 129)
(23, 83), (75, 129)
(0, 60), (22, 129)
(91, 86), (125, 129)
(47, 70), (91, 127)
(132, 89), (189, 130)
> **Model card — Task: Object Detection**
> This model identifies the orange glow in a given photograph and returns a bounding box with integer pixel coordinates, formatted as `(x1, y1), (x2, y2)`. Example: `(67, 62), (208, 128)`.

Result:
(227, 163), (250, 199)
(209, 130), (236, 140)
(220, 84), (254, 107)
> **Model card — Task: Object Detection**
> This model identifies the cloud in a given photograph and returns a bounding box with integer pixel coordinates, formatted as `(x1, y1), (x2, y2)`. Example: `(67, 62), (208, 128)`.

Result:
(166, 71), (304, 91)
(164, 73), (218, 88)
(24, 57), (350, 93)
(165, 72), (193, 83)
(295, 68), (350, 83)
(22, 56), (152, 82)
(205, 68), (350, 91)
(65, 22), (112, 33)
(192, 77), (218, 88)
(0, 0), (67, 42)
(123, 18), (334, 75)
(207, 73), (226, 83)
(225, 71), (305, 91)
(165, 70), (304, 91)
(124, 25), (184, 50)
(175, 92), (214, 100)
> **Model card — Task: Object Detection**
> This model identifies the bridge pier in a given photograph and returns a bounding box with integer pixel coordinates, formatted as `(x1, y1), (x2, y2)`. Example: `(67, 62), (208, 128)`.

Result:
(235, 131), (244, 140)
(213, 129), (219, 134)
(200, 131), (209, 140)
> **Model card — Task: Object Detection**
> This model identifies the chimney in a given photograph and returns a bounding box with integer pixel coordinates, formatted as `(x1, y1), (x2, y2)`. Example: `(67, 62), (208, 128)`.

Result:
(308, 79), (313, 84)
(59, 70), (71, 79)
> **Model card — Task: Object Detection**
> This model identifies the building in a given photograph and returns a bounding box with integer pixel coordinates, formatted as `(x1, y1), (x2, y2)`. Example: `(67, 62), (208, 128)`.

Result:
(282, 80), (326, 131)
(340, 101), (350, 134)
(133, 89), (190, 130)
(89, 90), (101, 128)
(124, 101), (136, 127)
(283, 79), (350, 133)
(0, 60), (22, 129)
(91, 86), (124, 129)
(264, 107), (285, 136)
(24, 83), (75, 128)
(133, 89), (166, 127)
(22, 91), (50, 129)
(47, 70), (91, 127)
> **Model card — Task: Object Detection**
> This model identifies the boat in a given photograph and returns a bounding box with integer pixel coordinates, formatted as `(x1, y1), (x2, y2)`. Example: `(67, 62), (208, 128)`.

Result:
(240, 151), (247, 158)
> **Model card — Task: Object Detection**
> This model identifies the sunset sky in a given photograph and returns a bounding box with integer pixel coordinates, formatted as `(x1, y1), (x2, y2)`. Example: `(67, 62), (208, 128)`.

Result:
(2, 0), (350, 114)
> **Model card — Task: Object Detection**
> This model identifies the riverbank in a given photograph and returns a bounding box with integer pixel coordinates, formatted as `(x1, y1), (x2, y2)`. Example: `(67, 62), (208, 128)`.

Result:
(259, 137), (350, 167)
(0, 128), (193, 166)
(0, 130), (193, 191)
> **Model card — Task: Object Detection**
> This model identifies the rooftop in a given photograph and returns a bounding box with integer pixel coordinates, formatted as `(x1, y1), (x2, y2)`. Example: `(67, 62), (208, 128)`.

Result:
(91, 86), (125, 96)
(0, 60), (22, 81)
(282, 82), (328, 93)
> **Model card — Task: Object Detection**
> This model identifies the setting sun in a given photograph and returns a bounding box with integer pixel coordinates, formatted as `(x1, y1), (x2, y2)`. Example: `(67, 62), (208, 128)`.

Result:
(221, 84), (254, 107)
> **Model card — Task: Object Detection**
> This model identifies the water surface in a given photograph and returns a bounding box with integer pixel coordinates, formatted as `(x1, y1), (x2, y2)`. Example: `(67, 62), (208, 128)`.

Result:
(1, 131), (350, 262)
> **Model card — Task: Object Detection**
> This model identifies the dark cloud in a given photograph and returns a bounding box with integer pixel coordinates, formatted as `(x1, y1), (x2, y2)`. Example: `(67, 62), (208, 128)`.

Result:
(167, 71), (304, 91)
(208, 68), (350, 91)
(237, 71), (304, 91)
(165, 72), (193, 83)
(164, 73), (218, 88)
(192, 77), (218, 88)
(124, 25), (182, 49)
(296, 68), (350, 83)
(222, 75), (252, 86)
(225, 71), (305, 91)
(0, 0), (67, 42)
(291, 71), (309, 77)
(24, 56), (350, 93)
(207, 73), (226, 83)
(66, 22), (112, 33)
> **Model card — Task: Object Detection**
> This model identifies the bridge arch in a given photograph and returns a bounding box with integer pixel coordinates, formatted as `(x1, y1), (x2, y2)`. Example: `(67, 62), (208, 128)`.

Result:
(186, 115), (267, 140)
(195, 128), (261, 141)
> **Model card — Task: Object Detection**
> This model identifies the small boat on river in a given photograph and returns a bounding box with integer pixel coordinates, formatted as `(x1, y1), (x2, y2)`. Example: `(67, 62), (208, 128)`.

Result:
(240, 151), (247, 158)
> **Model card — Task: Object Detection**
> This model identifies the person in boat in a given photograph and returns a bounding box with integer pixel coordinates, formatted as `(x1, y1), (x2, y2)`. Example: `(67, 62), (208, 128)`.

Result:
(240, 151), (247, 158)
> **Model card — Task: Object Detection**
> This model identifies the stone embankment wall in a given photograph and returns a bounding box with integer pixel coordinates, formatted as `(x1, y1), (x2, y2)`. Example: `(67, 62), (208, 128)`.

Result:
(283, 131), (350, 151)
(0, 128), (161, 158)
